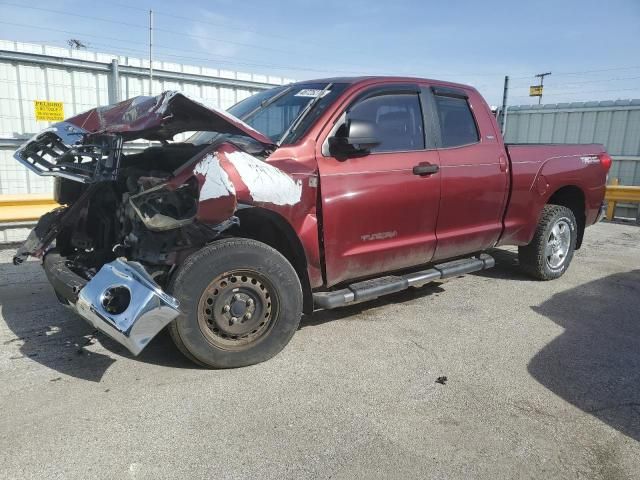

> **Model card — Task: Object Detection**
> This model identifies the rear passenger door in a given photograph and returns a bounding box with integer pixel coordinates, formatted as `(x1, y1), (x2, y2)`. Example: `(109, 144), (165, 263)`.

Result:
(429, 86), (509, 261)
(317, 85), (441, 286)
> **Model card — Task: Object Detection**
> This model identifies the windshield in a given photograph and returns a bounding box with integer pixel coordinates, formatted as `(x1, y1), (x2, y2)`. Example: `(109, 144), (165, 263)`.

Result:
(188, 82), (347, 146)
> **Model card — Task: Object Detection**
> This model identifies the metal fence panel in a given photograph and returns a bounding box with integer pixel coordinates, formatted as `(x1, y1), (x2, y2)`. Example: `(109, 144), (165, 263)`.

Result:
(505, 100), (640, 220)
(505, 100), (640, 156)
(0, 40), (293, 241)
(0, 40), (290, 198)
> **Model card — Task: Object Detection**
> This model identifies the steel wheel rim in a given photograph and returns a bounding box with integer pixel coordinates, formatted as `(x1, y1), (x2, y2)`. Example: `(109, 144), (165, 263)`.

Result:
(197, 269), (278, 351)
(545, 219), (571, 269)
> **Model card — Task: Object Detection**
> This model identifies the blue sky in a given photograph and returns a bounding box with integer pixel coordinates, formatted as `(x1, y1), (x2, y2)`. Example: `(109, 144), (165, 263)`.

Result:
(1, 0), (639, 105)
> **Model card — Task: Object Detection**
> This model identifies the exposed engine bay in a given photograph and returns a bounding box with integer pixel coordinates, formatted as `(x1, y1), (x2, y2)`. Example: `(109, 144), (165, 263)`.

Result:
(16, 135), (255, 283)
(41, 142), (235, 287)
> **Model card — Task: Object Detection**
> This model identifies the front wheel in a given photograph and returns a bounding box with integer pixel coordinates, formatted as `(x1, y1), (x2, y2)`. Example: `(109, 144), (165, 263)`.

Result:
(518, 205), (577, 280)
(168, 238), (303, 368)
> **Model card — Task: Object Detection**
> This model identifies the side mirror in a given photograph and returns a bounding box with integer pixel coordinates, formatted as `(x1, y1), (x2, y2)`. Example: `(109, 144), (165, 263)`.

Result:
(328, 118), (380, 157)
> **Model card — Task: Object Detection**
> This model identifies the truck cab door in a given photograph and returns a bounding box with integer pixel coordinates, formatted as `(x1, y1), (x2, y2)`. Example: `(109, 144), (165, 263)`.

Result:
(429, 86), (509, 261)
(317, 85), (441, 286)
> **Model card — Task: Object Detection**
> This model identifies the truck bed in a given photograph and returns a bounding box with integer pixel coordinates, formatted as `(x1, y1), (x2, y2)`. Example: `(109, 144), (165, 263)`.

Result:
(499, 143), (608, 247)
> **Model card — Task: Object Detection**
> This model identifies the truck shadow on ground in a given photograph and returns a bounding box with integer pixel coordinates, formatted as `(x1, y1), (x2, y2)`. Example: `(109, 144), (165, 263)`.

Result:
(527, 269), (640, 442)
(471, 248), (531, 281)
(477, 248), (640, 441)
(1, 260), (197, 383)
(1, 259), (444, 382)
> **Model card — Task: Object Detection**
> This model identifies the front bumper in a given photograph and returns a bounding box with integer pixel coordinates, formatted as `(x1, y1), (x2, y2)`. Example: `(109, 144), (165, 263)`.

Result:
(44, 252), (180, 355)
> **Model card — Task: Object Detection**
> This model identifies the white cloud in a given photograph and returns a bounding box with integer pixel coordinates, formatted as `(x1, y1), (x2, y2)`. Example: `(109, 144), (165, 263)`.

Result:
(190, 10), (257, 59)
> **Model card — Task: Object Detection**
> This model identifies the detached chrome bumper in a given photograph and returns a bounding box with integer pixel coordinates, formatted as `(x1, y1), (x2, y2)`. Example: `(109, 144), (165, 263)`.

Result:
(44, 253), (180, 355)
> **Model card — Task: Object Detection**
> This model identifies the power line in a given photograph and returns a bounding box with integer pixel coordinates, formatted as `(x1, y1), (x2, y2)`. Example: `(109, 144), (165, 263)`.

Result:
(77, 42), (380, 75)
(0, 2), (295, 55)
(7, 2), (639, 87)
(0, 1), (424, 70)
(0, 28), (508, 80)
(0, 2), (147, 29)
(0, 2), (513, 80)
(103, 0), (327, 47)
(0, 22), (379, 75)
(510, 87), (640, 100)
(509, 74), (640, 89)
(18, 37), (384, 76)
(510, 65), (640, 81)
(0, 7), (411, 75)
(6, 0), (640, 88)
(552, 75), (640, 87)
(0, 21), (145, 46)
(552, 66), (640, 76)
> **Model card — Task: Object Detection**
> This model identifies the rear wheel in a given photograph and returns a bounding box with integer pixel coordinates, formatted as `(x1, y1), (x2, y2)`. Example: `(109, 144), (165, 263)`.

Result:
(168, 238), (303, 368)
(518, 205), (577, 280)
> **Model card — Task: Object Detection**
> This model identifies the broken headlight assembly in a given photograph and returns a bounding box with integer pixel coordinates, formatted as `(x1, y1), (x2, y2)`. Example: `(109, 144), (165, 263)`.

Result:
(129, 177), (199, 231)
(14, 122), (124, 183)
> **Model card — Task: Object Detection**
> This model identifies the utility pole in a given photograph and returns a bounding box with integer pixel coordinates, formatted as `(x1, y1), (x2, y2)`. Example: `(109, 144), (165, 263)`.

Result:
(499, 75), (509, 134)
(149, 9), (153, 95)
(535, 72), (551, 105)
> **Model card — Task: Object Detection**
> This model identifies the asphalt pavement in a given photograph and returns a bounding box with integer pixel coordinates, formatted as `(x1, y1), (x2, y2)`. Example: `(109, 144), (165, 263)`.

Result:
(1, 221), (639, 479)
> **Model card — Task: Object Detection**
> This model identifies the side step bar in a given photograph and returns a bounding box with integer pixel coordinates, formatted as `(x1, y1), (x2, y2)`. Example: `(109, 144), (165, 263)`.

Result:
(313, 253), (494, 310)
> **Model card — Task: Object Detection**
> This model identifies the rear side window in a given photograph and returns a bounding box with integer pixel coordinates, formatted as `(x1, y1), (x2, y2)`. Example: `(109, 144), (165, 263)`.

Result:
(348, 94), (425, 153)
(434, 95), (479, 148)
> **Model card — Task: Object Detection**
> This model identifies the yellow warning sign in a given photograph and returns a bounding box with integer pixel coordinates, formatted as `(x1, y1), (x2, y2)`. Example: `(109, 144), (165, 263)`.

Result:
(529, 85), (543, 97)
(34, 100), (64, 121)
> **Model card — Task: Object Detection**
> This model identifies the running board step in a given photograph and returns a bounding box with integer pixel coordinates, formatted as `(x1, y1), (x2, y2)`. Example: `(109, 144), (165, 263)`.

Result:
(313, 253), (494, 310)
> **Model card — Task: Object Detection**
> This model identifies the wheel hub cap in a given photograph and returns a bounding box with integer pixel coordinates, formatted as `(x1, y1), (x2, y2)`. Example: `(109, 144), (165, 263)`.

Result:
(545, 219), (571, 269)
(197, 271), (276, 349)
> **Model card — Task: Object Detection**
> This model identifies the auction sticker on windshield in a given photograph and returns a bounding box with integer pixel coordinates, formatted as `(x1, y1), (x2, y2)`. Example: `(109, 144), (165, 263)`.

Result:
(295, 89), (330, 98)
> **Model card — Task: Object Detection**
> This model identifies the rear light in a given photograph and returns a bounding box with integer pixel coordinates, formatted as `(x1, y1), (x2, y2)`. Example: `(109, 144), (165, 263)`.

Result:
(599, 153), (612, 171)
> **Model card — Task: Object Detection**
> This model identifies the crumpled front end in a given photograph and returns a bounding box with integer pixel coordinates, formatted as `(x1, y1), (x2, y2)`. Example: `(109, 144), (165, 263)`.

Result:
(11, 90), (314, 356)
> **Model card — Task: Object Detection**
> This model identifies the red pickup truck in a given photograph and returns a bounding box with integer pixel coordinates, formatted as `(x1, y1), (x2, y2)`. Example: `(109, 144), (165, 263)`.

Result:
(13, 77), (611, 368)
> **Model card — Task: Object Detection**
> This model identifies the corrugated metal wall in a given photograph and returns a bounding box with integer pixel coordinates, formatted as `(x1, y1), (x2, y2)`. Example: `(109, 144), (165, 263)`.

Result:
(0, 40), (292, 242)
(504, 100), (640, 219)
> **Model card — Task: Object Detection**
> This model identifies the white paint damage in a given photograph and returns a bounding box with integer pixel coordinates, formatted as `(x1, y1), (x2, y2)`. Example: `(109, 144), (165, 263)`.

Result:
(193, 153), (236, 201)
(226, 150), (302, 206)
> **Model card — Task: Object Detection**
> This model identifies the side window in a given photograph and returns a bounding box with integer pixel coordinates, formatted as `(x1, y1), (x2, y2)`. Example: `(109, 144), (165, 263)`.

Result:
(434, 95), (479, 148)
(348, 94), (425, 152)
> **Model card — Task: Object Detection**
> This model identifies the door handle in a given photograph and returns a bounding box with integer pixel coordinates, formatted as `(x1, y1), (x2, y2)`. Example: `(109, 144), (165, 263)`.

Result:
(413, 163), (439, 176)
(498, 155), (508, 172)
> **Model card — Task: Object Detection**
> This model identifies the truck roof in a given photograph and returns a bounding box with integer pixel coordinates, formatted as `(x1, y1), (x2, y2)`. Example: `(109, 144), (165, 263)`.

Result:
(291, 76), (474, 91)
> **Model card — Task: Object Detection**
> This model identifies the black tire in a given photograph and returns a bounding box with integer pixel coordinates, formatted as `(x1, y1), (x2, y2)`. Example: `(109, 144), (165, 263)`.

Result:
(518, 205), (577, 280)
(167, 238), (303, 368)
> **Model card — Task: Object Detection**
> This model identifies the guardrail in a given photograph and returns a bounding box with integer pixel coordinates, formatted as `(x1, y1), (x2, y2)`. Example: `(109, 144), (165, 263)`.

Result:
(1, 182), (639, 226)
(605, 179), (640, 221)
(0, 194), (58, 223)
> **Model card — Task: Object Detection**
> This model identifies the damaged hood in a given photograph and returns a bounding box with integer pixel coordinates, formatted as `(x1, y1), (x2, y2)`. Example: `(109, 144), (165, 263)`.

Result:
(64, 91), (274, 145)
(13, 91), (275, 184)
